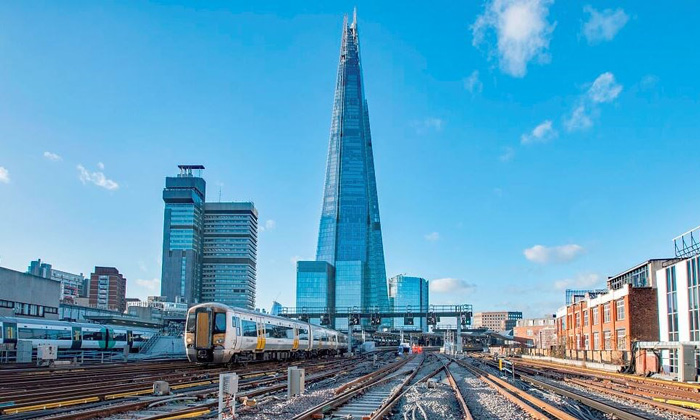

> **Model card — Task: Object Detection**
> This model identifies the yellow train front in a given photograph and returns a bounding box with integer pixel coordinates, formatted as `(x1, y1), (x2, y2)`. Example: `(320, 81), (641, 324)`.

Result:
(185, 302), (347, 364)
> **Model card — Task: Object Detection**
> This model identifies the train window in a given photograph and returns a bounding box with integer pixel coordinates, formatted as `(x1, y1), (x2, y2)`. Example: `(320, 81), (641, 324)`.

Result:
(298, 328), (308, 339)
(312, 329), (322, 341)
(83, 331), (103, 341)
(112, 332), (127, 342)
(45, 330), (72, 340)
(231, 316), (241, 336)
(132, 333), (145, 342)
(186, 313), (196, 332)
(241, 320), (257, 337)
(213, 313), (227, 334)
(266, 325), (293, 339)
(19, 328), (44, 339)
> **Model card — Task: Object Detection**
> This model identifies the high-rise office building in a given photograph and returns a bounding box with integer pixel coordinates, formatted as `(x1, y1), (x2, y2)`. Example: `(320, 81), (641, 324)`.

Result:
(160, 165), (257, 308)
(160, 165), (206, 304)
(389, 275), (429, 332)
(296, 11), (390, 329)
(88, 266), (127, 312)
(201, 202), (257, 309)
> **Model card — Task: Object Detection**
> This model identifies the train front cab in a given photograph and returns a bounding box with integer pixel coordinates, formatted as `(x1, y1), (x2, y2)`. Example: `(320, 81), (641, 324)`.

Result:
(185, 306), (229, 363)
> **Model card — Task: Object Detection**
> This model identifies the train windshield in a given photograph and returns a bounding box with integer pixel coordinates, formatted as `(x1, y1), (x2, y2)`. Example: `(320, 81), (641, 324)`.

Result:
(186, 312), (196, 332)
(213, 313), (226, 334)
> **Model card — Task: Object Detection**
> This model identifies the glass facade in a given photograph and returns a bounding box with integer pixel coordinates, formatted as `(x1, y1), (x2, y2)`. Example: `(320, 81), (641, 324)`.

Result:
(161, 171), (206, 304)
(667, 266), (679, 341)
(200, 202), (257, 309)
(296, 261), (335, 325)
(308, 13), (389, 326)
(389, 275), (429, 332)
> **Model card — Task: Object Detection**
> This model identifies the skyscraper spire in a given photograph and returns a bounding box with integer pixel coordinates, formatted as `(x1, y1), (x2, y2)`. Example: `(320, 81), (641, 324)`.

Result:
(352, 7), (357, 29)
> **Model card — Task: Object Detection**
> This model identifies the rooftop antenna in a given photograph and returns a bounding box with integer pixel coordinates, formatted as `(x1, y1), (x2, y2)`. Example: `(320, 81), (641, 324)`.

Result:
(218, 185), (222, 202)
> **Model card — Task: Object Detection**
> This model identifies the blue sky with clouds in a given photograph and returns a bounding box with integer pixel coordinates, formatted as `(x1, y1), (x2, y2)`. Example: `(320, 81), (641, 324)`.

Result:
(1, 1), (699, 317)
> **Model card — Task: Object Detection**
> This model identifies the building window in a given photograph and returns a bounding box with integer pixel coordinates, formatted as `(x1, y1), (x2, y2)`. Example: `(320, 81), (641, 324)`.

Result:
(616, 329), (626, 350)
(583, 310), (589, 326)
(575, 312), (581, 328)
(593, 307), (599, 325)
(615, 299), (625, 321)
(603, 303), (611, 323)
(667, 266), (679, 341)
(604, 331), (612, 350)
(584, 334), (590, 350)
(593, 332), (600, 350)
(688, 257), (700, 341)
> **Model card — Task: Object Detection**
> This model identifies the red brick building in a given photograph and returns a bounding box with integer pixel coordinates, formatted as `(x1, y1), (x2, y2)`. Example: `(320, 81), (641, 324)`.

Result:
(513, 317), (557, 349)
(556, 284), (658, 360)
(88, 266), (127, 312)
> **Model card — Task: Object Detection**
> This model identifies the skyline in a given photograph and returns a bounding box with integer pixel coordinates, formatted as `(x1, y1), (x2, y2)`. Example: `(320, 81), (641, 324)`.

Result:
(1, 1), (700, 318)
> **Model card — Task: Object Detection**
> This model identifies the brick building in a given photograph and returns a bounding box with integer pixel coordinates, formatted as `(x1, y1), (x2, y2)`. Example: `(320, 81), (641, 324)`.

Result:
(556, 284), (658, 356)
(513, 316), (557, 349)
(473, 311), (523, 332)
(88, 267), (127, 312)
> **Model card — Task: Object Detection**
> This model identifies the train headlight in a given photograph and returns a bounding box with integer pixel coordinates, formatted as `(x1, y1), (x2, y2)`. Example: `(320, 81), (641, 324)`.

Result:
(215, 338), (225, 345)
(186, 337), (193, 344)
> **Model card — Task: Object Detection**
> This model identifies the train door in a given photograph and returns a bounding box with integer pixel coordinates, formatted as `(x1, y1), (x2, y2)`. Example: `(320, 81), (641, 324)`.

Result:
(127, 330), (134, 350)
(195, 309), (212, 349)
(255, 319), (265, 351)
(230, 316), (240, 351)
(293, 327), (299, 351)
(3, 322), (17, 346)
(71, 326), (81, 350)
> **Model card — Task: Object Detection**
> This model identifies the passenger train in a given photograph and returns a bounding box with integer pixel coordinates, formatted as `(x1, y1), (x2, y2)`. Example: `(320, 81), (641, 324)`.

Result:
(0, 316), (158, 352)
(185, 303), (348, 364)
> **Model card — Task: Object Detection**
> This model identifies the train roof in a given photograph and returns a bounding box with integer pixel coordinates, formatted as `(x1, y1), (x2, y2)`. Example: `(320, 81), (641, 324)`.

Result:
(189, 303), (345, 335)
(0, 316), (158, 331)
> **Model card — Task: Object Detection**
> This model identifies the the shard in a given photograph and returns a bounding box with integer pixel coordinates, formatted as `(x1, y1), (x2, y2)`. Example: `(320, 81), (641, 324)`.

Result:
(298, 11), (390, 328)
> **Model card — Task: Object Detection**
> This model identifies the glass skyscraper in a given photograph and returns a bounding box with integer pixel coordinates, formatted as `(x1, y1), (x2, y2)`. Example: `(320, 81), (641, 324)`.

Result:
(297, 12), (390, 329)
(389, 275), (429, 332)
(161, 165), (206, 304)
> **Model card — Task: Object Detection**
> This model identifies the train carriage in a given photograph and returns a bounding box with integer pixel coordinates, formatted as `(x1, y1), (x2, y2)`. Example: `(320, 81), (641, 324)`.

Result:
(185, 303), (347, 364)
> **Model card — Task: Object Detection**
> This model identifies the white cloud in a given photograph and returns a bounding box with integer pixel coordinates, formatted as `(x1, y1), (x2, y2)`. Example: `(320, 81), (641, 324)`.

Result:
(472, 0), (556, 78)
(564, 104), (593, 131)
(97, 161), (105, 170)
(582, 6), (629, 45)
(43, 151), (62, 161)
(424, 232), (440, 242)
(524, 244), (585, 264)
(412, 118), (444, 134)
(521, 119), (557, 144)
(430, 278), (476, 294)
(463, 70), (483, 95)
(499, 146), (515, 162)
(135, 278), (160, 292)
(0, 167), (9, 184)
(259, 219), (276, 232)
(77, 164), (119, 191)
(588, 72), (623, 103)
(553, 273), (602, 290)
(565, 72), (622, 132)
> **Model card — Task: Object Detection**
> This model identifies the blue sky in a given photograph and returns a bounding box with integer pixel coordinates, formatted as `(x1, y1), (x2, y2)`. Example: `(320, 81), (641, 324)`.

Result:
(1, 1), (699, 318)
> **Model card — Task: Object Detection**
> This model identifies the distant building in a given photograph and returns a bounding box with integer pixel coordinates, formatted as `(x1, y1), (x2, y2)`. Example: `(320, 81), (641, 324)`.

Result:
(60, 302), (137, 322)
(160, 165), (206, 305)
(607, 259), (674, 290)
(88, 267), (127, 312)
(126, 296), (188, 323)
(388, 275), (429, 332)
(472, 311), (523, 332)
(565, 289), (608, 305)
(0, 266), (60, 319)
(270, 301), (283, 316)
(201, 202), (257, 309)
(296, 261), (335, 325)
(296, 12), (390, 330)
(556, 283), (658, 354)
(513, 316), (557, 349)
(27, 259), (86, 303)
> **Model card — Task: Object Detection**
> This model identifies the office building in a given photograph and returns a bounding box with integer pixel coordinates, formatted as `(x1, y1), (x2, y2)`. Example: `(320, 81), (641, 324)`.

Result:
(565, 289), (608, 305)
(513, 316), (557, 349)
(607, 259), (673, 290)
(296, 11), (390, 329)
(161, 165), (206, 304)
(27, 259), (87, 304)
(296, 261), (335, 324)
(88, 266), (127, 312)
(0, 266), (60, 319)
(388, 275), (429, 332)
(472, 311), (523, 332)
(160, 165), (258, 308)
(201, 202), (257, 309)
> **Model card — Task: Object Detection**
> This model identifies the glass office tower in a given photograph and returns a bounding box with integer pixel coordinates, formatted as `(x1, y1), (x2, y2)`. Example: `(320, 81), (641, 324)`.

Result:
(161, 165), (206, 304)
(310, 12), (390, 329)
(296, 261), (335, 325)
(389, 275), (429, 332)
(201, 202), (257, 309)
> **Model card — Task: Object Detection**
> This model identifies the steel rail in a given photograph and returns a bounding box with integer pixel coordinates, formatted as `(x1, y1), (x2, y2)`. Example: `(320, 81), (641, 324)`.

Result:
(443, 362), (474, 420)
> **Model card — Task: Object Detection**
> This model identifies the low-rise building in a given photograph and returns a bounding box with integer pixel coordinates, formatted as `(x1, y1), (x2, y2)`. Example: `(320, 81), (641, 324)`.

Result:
(126, 296), (188, 323)
(472, 311), (523, 332)
(0, 266), (60, 319)
(513, 316), (557, 348)
(556, 283), (658, 363)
